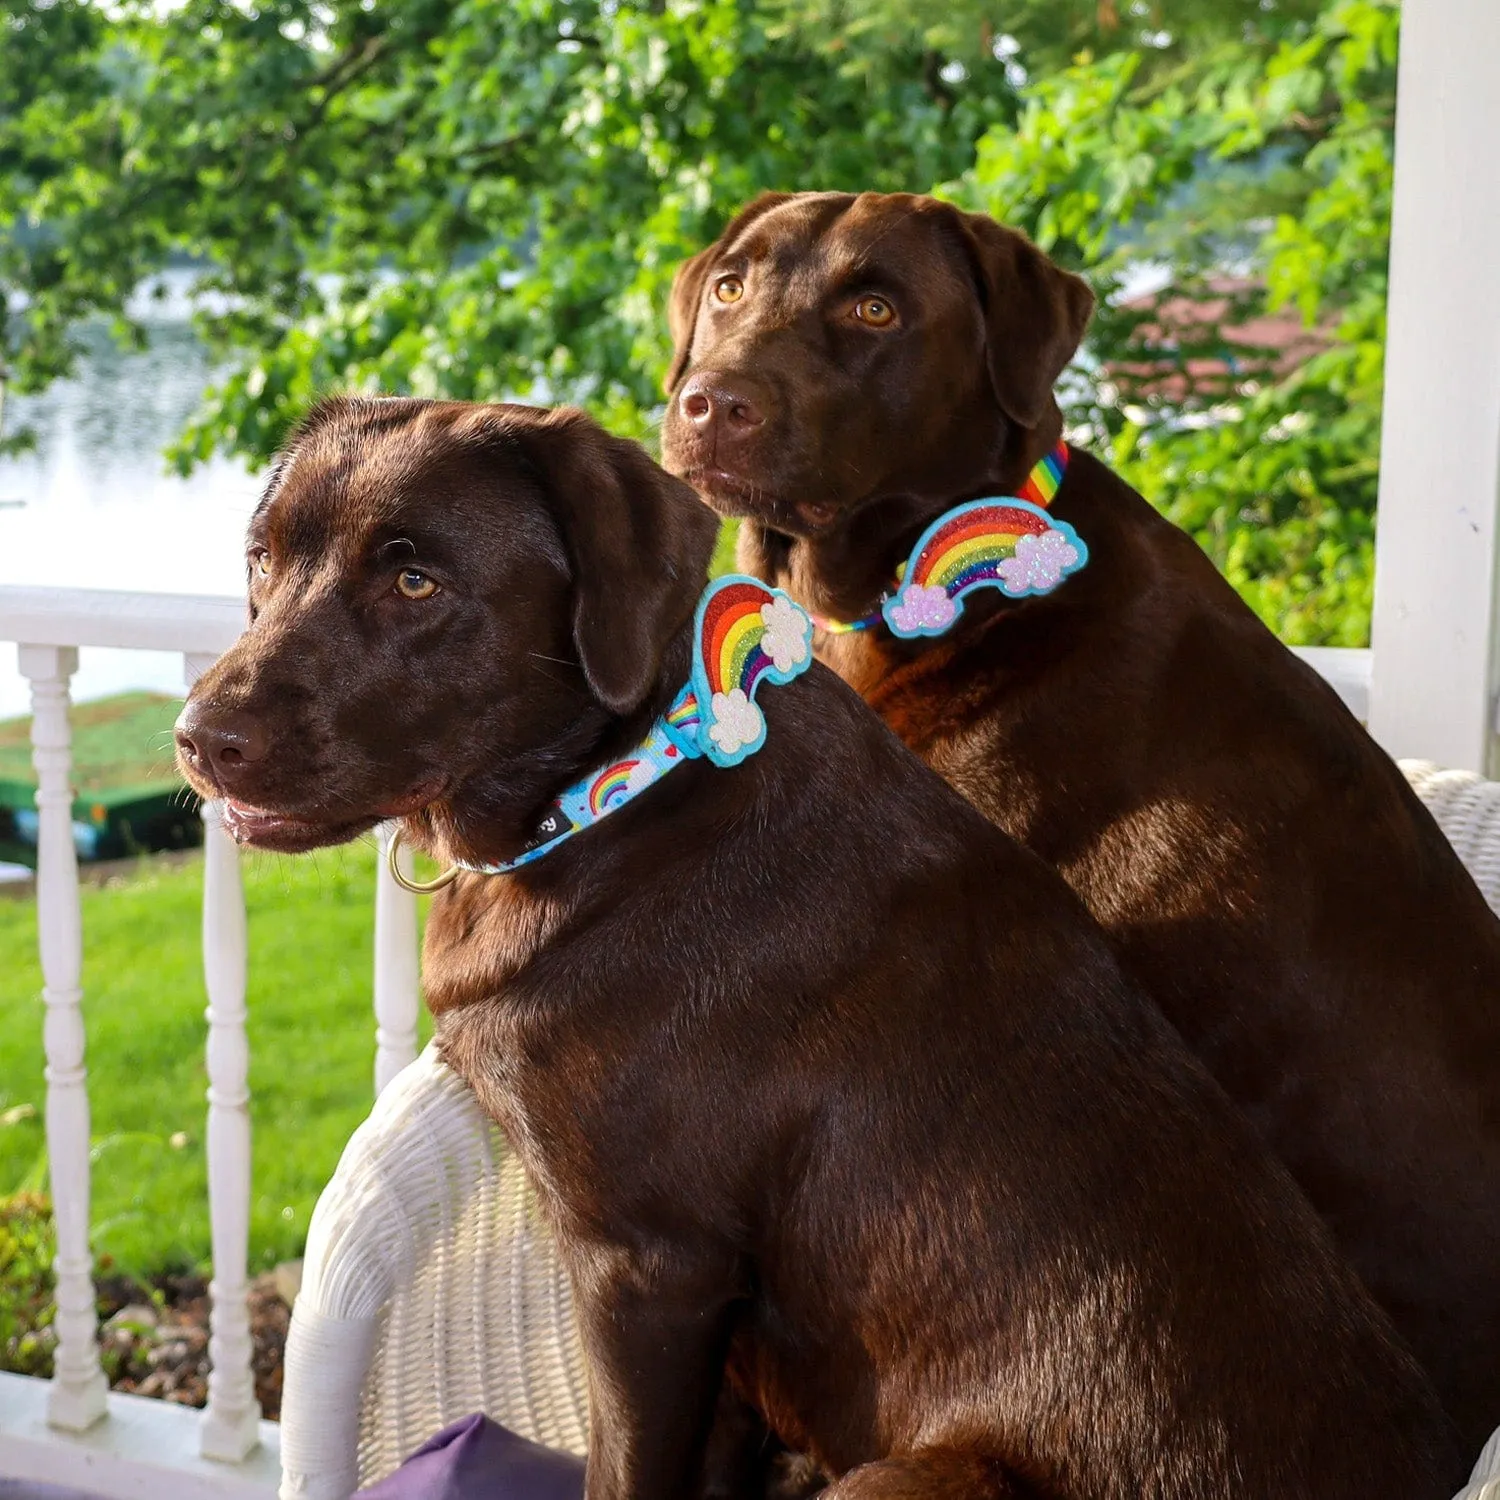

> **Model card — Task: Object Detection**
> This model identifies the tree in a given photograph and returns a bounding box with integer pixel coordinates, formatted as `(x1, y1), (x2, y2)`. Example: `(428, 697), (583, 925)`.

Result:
(0, 0), (110, 454)
(773, 0), (1327, 83)
(0, 0), (1398, 645)
(946, 0), (1398, 645)
(0, 0), (1012, 460)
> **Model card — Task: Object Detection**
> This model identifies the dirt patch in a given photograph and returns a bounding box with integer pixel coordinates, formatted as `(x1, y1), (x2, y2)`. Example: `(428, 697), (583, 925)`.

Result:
(95, 1270), (289, 1420)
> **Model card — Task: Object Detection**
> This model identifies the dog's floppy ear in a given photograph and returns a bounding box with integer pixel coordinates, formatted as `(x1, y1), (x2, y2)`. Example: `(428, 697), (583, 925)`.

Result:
(664, 192), (796, 394)
(524, 408), (720, 716)
(953, 210), (1095, 431)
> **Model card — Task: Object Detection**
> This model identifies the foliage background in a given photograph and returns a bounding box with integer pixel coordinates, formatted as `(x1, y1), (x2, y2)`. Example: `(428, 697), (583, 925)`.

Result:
(1, 0), (1396, 638)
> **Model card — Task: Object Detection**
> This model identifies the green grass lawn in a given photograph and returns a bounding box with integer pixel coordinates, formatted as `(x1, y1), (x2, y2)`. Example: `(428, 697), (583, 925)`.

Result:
(0, 692), (184, 796)
(0, 842), (432, 1277)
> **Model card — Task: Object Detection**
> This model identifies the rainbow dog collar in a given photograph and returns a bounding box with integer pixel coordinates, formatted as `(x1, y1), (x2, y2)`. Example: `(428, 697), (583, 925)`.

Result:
(813, 443), (1087, 639)
(456, 576), (814, 876)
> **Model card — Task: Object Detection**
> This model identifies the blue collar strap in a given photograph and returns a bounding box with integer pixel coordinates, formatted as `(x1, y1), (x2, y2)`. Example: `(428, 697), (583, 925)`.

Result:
(456, 575), (814, 875)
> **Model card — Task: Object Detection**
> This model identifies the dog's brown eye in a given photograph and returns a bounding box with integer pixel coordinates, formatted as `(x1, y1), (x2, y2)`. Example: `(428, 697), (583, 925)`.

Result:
(253, 549), (271, 578)
(395, 569), (438, 600)
(853, 296), (896, 327)
(713, 275), (744, 304)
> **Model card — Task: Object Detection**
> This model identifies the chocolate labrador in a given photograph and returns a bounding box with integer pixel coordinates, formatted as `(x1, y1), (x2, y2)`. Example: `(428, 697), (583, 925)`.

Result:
(175, 397), (1460, 1499)
(660, 189), (1500, 1454)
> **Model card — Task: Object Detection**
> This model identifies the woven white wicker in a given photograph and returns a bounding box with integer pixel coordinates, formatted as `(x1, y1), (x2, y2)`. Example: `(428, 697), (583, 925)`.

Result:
(278, 758), (1500, 1500)
(1401, 760), (1500, 915)
(277, 1044), (586, 1499)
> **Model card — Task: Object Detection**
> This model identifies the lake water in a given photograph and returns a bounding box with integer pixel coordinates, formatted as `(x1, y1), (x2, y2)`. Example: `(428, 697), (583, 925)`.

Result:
(0, 272), (261, 719)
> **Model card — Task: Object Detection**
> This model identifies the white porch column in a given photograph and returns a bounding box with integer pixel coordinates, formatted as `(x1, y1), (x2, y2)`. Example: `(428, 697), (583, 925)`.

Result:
(1369, 0), (1500, 773)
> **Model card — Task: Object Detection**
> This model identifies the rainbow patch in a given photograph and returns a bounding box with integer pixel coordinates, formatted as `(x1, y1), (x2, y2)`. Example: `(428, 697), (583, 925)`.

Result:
(689, 576), (814, 768)
(588, 759), (641, 816)
(882, 499), (1088, 638)
(699, 581), (779, 701)
(1017, 443), (1067, 507)
(666, 693), (702, 734)
(909, 502), (1052, 591)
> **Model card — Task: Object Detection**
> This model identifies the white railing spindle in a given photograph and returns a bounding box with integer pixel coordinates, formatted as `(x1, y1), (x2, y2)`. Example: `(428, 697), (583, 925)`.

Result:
(373, 823), (421, 1095)
(185, 652), (259, 1463)
(19, 644), (108, 1433)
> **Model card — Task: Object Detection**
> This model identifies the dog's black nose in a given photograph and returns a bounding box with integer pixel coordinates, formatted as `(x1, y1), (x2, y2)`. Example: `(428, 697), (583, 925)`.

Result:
(678, 371), (769, 435)
(175, 703), (268, 784)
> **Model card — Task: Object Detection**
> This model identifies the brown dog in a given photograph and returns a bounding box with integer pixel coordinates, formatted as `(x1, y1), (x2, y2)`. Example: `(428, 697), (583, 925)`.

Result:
(660, 189), (1500, 1454)
(175, 397), (1461, 1499)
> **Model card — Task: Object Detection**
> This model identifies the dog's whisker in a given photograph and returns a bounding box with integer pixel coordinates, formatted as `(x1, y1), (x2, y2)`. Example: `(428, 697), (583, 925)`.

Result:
(525, 661), (591, 699)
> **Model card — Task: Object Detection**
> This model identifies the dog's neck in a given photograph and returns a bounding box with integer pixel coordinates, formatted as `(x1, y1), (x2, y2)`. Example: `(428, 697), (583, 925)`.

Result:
(744, 412), (1064, 627)
(408, 630), (697, 873)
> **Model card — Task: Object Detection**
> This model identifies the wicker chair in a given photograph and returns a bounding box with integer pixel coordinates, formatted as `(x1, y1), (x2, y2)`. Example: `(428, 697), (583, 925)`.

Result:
(277, 1050), (586, 1499)
(277, 760), (1500, 1500)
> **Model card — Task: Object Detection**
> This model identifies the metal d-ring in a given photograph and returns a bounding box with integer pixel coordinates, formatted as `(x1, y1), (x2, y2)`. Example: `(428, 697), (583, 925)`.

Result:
(386, 826), (460, 894)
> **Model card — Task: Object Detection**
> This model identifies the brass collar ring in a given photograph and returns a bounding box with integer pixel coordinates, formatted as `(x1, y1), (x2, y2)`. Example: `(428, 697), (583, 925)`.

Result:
(385, 827), (460, 895)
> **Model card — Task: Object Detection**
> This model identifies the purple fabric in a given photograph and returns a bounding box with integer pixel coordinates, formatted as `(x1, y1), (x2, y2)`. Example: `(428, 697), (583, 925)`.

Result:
(355, 1414), (585, 1500)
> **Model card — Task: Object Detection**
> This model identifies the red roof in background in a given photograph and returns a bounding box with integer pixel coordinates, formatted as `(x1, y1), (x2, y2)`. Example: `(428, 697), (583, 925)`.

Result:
(1105, 275), (1332, 404)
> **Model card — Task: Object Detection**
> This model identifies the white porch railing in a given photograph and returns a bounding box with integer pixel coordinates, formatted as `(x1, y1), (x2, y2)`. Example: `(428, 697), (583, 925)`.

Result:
(0, 586), (425, 1498)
